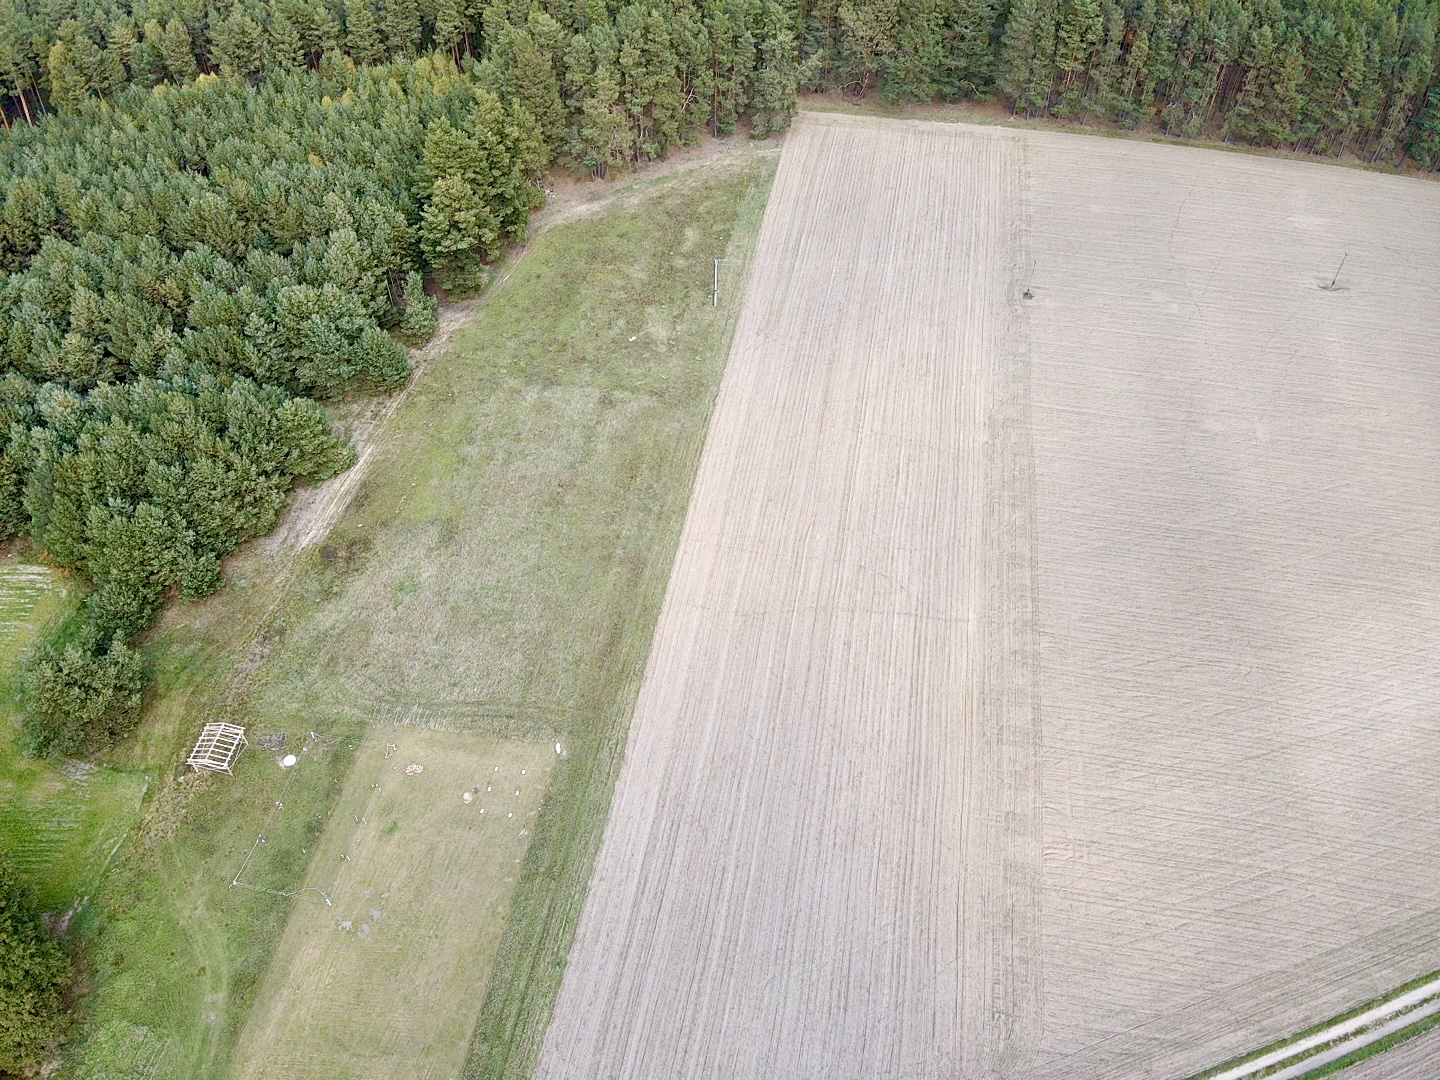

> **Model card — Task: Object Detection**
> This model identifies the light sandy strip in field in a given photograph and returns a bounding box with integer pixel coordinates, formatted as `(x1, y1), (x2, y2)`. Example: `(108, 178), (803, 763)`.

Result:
(1258, 998), (1440, 1079)
(1271, 1007), (1440, 1079)
(538, 113), (1040, 1078)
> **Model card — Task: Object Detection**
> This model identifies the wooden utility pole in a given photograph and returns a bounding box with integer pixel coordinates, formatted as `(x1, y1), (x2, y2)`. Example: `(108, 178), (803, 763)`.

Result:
(712, 258), (721, 308)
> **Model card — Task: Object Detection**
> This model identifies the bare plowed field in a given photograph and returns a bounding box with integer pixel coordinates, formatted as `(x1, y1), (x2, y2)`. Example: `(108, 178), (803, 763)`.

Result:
(539, 114), (1040, 1079)
(539, 113), (1440, 1078)
(1023, 127), (1440, 1077)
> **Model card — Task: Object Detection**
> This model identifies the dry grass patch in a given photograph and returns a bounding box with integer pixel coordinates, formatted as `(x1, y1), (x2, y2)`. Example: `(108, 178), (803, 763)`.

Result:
(233, 729), (553, 1080)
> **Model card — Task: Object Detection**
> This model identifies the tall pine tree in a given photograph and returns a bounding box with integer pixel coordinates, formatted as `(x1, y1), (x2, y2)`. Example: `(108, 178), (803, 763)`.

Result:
(161, 17), (200, 80)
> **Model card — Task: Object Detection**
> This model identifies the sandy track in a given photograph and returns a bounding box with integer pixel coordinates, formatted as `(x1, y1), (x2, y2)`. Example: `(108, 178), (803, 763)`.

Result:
(540, 114), (1440, 1078)
(538, 114), (1041, 1078)
(262, 297), (482, 554)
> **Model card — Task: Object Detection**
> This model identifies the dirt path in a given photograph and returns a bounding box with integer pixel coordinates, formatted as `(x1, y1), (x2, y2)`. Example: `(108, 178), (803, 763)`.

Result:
(534, 134), (777, 233)
(1209, 975), (1440, 1079)
(260, 296), (482, 556)
(538, 112), (1042, 1079)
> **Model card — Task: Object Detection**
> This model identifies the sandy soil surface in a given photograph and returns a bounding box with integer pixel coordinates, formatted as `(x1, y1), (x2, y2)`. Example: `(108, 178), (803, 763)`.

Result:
(1022, 127), (1440, 1077)
(538, 112), (1440, 1079)
(539, 113), (1041, 1078)
(535, 133), (776, 233)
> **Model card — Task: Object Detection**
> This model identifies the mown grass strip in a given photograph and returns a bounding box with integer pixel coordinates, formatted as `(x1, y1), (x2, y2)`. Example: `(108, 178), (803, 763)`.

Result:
(1303, 1010), (1440, 1077)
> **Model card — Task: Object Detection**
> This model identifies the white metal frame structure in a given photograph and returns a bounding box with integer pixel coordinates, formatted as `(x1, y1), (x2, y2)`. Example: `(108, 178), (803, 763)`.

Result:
(186, 722), (248, 774)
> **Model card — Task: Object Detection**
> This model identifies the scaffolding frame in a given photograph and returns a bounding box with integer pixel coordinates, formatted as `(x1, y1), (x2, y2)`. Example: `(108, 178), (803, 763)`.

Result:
(186, 722), (248, 774)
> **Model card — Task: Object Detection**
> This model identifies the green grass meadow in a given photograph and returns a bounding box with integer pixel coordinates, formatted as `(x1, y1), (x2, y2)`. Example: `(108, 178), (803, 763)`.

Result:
(42, 144), (777, 1079)
(0, 561), (149, 916)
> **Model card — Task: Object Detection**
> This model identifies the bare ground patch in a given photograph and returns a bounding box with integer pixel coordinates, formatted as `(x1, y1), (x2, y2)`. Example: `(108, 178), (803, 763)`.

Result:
(1023, 128), (1440, 1077)
(535, 135), (778, 233)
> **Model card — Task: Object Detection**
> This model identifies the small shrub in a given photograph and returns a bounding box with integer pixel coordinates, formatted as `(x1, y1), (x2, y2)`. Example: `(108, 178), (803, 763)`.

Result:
(20, 633), (147, 757)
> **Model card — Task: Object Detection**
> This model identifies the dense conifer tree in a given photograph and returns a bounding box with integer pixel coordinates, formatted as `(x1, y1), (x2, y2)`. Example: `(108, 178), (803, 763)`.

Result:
(213, 6), (268, 75)
(1410, 79), (1440, 165)
(380, 0), (422, 56)
(481, 21), (567, 153)
(162, 16), (200, 78)
(268, 5), (307, 67)
(0, 857), (69, 1074)
(835, 0), (895, 94)
(576, 58), (632, 172)
(345, 0), (385, 63)
(1225, 23), (1301, 142)
(998, 0), (1057, 114)
(937, 0), (998, 98)
(46, 41), (91, 110)
(750, 0), (805, 133)
(700, 0), (754, 133)
(789, 0), (1440, 167)
(881, 0), (943, 103)
(616, 4), (684, 157)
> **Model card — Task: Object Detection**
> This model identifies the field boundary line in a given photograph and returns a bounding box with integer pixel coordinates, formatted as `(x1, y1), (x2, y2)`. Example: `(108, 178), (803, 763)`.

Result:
(1191, 971), (1440, 1080)
(794, 97), (1440, 184)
